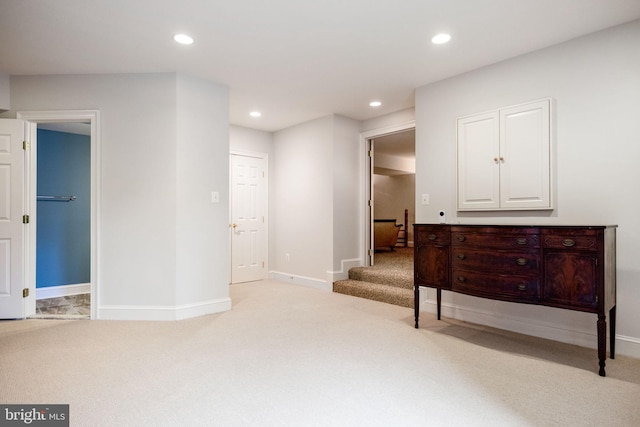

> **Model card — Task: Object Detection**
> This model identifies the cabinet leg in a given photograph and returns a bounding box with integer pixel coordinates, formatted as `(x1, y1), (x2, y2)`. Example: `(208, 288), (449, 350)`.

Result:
(597, 314), (606, 376)
(414, 285), (420, 329)
(437, 288), (442, 321)
(610, 306), (616, 359)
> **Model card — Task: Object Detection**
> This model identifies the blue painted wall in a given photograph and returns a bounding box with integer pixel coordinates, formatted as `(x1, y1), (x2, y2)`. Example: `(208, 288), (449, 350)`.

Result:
(36, 129), (90, 288)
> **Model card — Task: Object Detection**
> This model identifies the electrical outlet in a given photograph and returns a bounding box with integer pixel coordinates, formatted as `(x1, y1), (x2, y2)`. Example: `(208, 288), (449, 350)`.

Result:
(285, 253), (290, 262)
(421, 194), (430, 205)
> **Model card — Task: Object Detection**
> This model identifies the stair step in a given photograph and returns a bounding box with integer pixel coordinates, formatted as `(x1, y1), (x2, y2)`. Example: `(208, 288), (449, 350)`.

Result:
(348, 267), (413, 290)
(333, 279), (413, 308)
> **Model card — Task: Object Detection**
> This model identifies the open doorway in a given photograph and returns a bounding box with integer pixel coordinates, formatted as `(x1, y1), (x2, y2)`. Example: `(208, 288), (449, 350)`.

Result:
(332, 123), (415, 308)
(371, 129), (415, 263)
(18, 110), (100, 320)
(362, 123), (415, 267)
(33, 123), (91, 318)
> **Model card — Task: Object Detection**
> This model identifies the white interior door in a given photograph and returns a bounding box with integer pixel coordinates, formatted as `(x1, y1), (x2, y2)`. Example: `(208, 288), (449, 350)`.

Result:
(0, 119), (26, 319)
(230, 153), (267, 283)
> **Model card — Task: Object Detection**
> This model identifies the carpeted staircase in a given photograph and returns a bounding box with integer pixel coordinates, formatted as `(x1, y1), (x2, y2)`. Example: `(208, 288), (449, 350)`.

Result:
(333, 247), (414, 308)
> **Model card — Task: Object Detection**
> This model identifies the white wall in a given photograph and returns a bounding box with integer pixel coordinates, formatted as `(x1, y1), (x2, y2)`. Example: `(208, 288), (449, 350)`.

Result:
(271, 116), (334, 286)
(175, 74), (230, 310)
(415, 20), (640, 357)
(230, 125), (273, 154)
(331, 115), (361, 276)
(361, 107), (415, 132)
(7, 72), (231, 320)
(269, 115), (361, 288)
(0, 72), (9, 110)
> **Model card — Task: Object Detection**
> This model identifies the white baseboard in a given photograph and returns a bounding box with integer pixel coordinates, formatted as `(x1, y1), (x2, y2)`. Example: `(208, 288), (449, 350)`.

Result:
(98, 297), (232, 321)
(327, 258), (362, 282)
(418, 289), (640, 359)
(269, 270), (330, 291)
(615, 335), (640, 359)
(36, 283), (91, 300)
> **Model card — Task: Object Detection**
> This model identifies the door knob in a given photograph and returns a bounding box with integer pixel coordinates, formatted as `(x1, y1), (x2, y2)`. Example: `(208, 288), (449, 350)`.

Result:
(231, 223), (237, 229)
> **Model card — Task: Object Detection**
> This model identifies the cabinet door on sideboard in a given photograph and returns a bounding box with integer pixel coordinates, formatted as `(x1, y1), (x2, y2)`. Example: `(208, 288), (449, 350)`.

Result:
(541, 227), (608, 312)
(414, 225), (451, 289)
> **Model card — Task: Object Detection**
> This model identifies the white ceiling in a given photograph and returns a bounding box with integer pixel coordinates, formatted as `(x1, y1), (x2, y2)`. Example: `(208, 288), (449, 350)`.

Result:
(2, 0), (639, 132)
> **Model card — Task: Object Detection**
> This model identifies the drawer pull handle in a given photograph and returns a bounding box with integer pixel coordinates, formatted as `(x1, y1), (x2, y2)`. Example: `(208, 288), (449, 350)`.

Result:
(516, 258), (528, 266)
(517, 284), (527, 291)
(457, 276), (466, 283)
(562, 239), (576, 247)
(457, 254), (466, 260)
(516, 238), (528, 245)
(457, 235), (466, 242)
(428, 234), (437, 241)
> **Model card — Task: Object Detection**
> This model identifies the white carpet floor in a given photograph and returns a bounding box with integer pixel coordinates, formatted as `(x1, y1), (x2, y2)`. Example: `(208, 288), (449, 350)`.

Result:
(1, 280), (639, 426)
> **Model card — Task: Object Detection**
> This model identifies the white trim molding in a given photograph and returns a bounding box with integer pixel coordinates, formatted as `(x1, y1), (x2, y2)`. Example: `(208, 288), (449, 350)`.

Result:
(98, 298), (232, 321)
(36, 283), (91, 300)
(327, 258), (362, 283)
(269, 271), (330, 291)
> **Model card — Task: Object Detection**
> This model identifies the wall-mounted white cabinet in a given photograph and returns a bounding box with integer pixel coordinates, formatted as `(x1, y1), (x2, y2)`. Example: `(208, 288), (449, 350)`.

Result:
(457, 99), (551, 211)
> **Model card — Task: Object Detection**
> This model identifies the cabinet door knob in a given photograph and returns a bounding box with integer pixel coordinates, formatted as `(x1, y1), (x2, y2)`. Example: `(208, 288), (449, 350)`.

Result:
(562, 239), (576, 247)
(516, 238), (528, 245)
(428, 234), (437, 241)
(518, 284), (527, 291)
(516, 258), (528, 266)
(457, 276), (466, 283)
(457, 254), (466, 260)
(457, 235), (466, 242)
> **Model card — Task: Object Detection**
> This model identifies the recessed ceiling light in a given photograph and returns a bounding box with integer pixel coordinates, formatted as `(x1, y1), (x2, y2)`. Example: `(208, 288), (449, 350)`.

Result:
(431, 33), (451, 44)
(369, 101), (382, 107)
(173, 34), (194, 45)
(249, 111), (262, 118)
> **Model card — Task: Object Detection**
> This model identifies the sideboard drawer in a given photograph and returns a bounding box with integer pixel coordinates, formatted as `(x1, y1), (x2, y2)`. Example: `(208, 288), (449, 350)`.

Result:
(451, 269), (541, 301)
(415, 226), (450, 245)
(451, 227), (540, 249)
(451, 248), (540, 275)
(543, 234), (598, 251)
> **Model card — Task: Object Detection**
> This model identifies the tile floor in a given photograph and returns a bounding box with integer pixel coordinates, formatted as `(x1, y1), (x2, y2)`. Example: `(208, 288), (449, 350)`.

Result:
(33, 293), (91, 319)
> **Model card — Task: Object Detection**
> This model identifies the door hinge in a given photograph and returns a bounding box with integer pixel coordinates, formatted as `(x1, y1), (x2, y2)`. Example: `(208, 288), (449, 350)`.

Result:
(22, 215), (30, 224)
(23, 141), (30, 150)
(368, 199), (373, 207)
(368, 249), (374, 256)
(368, 150), (373, 157)
(262, 261), (265, 268)
(23, 288), (29, 298)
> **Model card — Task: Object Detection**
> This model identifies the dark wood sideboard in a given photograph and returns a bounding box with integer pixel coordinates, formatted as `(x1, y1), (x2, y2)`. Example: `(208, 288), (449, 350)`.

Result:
(413, 224), (617, 376)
